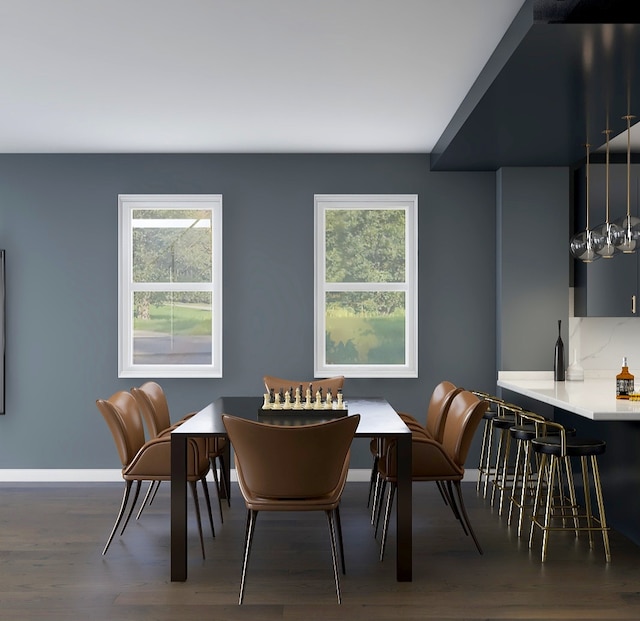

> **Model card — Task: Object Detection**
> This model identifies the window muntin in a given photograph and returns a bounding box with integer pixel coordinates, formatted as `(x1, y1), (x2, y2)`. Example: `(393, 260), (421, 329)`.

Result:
(119, 195), (222, 378)
(315, 195), (417, 378)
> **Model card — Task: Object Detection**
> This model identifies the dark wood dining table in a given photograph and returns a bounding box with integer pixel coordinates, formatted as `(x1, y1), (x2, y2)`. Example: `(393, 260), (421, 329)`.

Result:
(170, 396), (413, 582)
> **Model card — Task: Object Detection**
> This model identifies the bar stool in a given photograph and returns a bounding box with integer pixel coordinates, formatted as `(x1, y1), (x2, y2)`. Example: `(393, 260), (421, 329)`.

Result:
(472, 392), (503, 497)
(528, 420), (611, 562)
(489, 402), (522, 512)
(507, 412), (576, 537)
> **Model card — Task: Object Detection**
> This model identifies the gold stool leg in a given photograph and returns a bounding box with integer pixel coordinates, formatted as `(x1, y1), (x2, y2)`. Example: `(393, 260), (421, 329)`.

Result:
(590, 454), (611, 562)
(507, 437), (524, 526)
(529, 453), (547, 549)
(541, 455), (558, 562)
(580, 455), (594, 547)
(483, 422), (496, 499)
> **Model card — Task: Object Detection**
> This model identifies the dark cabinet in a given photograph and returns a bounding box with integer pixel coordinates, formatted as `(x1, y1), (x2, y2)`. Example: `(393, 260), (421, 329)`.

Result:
(573, 163), (640, 317)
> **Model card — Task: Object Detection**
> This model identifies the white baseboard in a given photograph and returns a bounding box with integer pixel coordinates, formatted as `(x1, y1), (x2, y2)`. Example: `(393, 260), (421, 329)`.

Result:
(0, 468), (480, 483)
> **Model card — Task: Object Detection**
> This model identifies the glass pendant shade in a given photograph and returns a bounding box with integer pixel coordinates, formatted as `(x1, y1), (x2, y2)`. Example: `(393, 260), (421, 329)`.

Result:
(613, 114), (638, 253)
(570, 142), (604, 262)
(596, 220), (621, 258)
(614, 214), (640, 252)
(570, 227), (605, 262)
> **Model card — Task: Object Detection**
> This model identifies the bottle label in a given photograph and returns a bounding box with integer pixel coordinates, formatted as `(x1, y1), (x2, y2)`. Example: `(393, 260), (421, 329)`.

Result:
(617, 378), (634, 397)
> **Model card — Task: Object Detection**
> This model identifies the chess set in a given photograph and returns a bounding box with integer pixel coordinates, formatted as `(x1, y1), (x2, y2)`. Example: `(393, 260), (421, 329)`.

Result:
(259, 386), (348, 417)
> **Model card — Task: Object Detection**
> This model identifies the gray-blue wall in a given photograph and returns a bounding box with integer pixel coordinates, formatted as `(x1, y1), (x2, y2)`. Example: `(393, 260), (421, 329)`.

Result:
(0, 154), (499, 469)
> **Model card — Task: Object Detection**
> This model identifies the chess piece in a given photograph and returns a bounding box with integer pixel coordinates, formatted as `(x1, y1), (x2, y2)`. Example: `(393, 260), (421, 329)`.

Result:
(336, 389), (344, 409)
(272, 392), (282, 410)
(293, 390), (303, 410)
(283, 390), (292, 409)
(262, 393), (271, 410)
(314, 389), (323, 409)
(304, 388), (313, 409)
(324, 390), (333, 409)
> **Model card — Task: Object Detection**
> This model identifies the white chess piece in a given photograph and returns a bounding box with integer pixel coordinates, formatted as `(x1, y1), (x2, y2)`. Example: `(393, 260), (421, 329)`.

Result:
(304, 388), (313, 409)
(262, 393), (271, 410)
(324, 390), (333, 409)
(314, 390), (323, 410)
(283, 390), (292, 409)
(272, 392), (282, 410)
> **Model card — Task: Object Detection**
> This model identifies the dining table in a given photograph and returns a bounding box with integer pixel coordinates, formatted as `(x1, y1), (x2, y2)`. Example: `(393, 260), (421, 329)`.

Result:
(170, 396), (413, 582)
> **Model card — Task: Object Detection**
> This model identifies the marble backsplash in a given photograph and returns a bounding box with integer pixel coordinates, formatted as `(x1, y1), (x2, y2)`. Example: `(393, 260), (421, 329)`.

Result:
(569, 289), (640, 373)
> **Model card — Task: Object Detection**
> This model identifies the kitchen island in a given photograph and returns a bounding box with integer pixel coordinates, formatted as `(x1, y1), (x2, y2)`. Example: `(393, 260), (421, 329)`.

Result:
(497, 371), (640, 420)
(497, 370), (640, 549)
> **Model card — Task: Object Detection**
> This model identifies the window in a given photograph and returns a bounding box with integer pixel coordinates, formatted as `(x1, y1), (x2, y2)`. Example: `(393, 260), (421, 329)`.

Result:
(118, 194), (222, 378)
(314, 194), (418, 378)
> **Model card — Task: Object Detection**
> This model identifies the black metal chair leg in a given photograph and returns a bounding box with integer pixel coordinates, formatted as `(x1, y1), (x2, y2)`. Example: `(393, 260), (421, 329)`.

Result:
(239, 510), (257, 604)
(189, 480), (206, 560)
(453, 480), (483, 554)
(103, 480), (133, 555)
(120, 479), (142, 536)
(326, 509), (342, 604)
(200, 475), (215, 538)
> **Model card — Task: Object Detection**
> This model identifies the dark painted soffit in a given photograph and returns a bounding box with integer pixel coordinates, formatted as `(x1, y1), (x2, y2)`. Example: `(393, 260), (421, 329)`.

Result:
(430, 0), (640, 172)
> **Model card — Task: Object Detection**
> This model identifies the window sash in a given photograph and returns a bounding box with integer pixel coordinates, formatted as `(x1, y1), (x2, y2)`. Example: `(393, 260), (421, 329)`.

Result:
(314, 194), (418, 378)
(118, 194), (222, 378)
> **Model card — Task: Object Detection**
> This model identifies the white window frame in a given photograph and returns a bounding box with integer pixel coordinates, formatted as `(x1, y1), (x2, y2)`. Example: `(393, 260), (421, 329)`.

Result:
(314, 194), (418, 378)
(118, 194), (223, 378)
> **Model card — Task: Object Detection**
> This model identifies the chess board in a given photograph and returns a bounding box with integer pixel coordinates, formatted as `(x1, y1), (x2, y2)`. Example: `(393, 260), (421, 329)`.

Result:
(258, 403), (348, 417)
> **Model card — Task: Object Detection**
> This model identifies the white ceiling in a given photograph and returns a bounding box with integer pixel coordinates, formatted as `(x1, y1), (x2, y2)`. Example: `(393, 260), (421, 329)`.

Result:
(0, 0), (527, 154)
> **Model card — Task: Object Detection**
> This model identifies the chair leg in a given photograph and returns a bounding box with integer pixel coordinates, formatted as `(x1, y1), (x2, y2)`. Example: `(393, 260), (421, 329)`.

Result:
(120, 479), (143, 536)
(200, 476), (216, 538)
(374, 479), (387, 536)
(445, 480), (467, 534)
(189, 480), (206, 560)
(102, 480), (134, 555)
(136, 480), (158, 520)
(239, 509), (258, 605)
(367, 453), (379, 508)
(452, 480), (483, 554)
(210, 458), (224, 523)
(335, 504), (346, 575)
(379, 482), (396, 562)
(326, 509), (342, 604)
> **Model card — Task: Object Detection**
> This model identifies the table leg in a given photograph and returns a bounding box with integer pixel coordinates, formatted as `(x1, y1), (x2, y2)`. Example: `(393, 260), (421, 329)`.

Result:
(396, 432), (412, 581)
(171, 433), (188, 581)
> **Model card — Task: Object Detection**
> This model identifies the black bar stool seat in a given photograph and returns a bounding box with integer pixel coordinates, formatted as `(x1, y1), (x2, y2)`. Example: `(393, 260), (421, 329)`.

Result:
(532, 435), (605, 457)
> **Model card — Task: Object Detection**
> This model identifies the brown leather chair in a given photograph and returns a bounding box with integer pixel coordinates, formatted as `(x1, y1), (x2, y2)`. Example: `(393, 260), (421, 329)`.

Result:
(96, 390), (214, 558)
(368, 381), (461, 515)
(222, 413), (360, 604)
(377, 390), (488, 560)
(263, 375), (345, 401)
(131, 381), (228, 522)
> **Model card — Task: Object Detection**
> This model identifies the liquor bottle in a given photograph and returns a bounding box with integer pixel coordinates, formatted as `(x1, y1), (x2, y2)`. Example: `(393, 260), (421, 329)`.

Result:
(616, 357), (634, 399)
(553, 319), (565, 381)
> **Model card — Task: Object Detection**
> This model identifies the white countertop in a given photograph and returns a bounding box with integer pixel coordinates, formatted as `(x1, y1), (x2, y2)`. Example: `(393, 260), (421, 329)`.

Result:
(497, 371), (640, 421)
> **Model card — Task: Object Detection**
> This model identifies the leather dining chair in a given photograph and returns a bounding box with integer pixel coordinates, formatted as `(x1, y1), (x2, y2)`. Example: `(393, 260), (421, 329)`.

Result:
(131, 381), (228, 523)
(368, 380), (461, 517)
(96, 390), (214, 558)
(377, 390), (488, 560)
(222, 413), (360, 604)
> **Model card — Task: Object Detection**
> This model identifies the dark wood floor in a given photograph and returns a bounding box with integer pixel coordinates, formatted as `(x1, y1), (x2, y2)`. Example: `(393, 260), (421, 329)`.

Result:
(1, 478), (639, 620)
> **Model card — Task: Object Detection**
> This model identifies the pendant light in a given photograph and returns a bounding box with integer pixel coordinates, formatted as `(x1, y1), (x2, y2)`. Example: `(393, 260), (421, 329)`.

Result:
(595, 128), (621, 258)
(613, 113), (640, 252)
(570, 143), (605, 262)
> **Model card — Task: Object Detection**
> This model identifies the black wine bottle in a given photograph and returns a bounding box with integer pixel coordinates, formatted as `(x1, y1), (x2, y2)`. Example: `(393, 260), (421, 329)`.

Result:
(554, 319), (565, 381)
